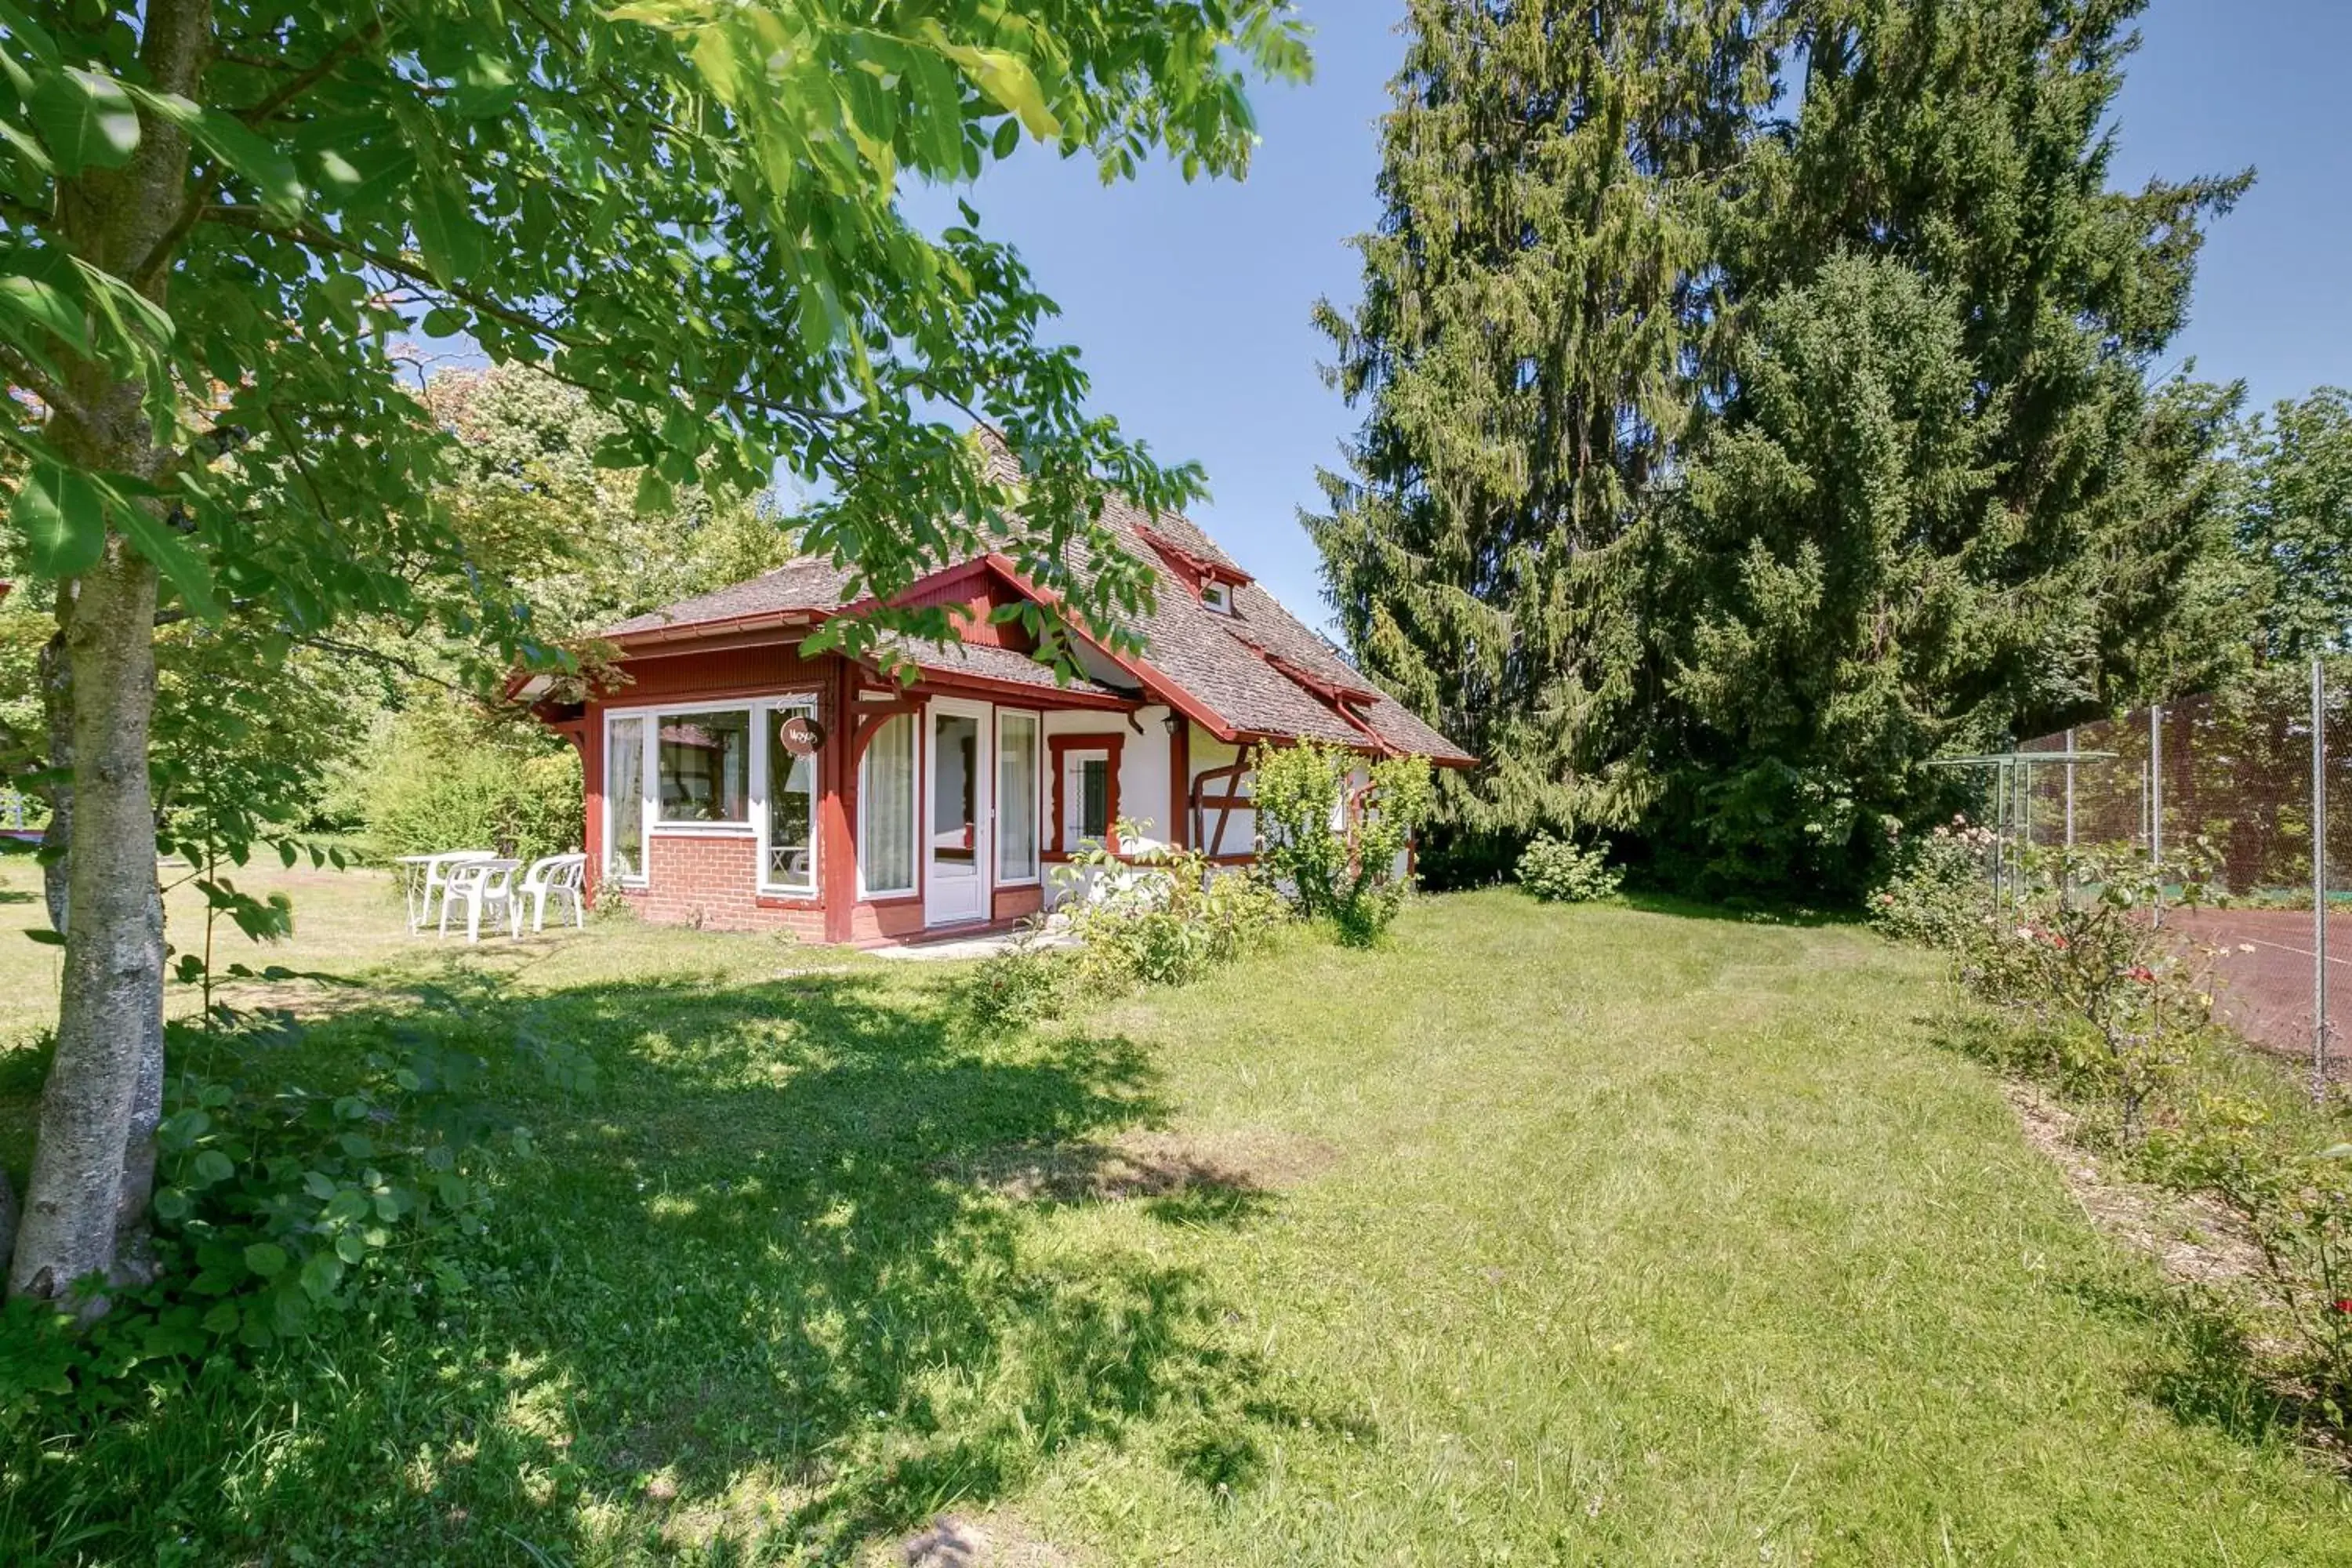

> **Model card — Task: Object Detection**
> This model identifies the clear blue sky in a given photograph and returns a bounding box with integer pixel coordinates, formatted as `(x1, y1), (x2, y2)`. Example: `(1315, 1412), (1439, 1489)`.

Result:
(928, 0), (2352, 633)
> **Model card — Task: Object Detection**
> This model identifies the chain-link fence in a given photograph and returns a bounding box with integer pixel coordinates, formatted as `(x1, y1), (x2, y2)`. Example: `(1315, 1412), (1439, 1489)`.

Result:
(1971, 666), (2350, 1080)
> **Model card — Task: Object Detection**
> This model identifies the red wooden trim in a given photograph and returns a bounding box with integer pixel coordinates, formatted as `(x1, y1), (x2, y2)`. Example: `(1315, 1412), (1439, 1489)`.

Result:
(1048, 732), (1123, 855)
(821, 659), (859, 943)
(823, 550), (1247, 744)
(1135, 524), (1254, 595)
(975, 554), (1243, 742)
(1168, 718), (1190, 850)
(851, 702), (924, 766)
(1254, 652), (1396, 756)
(584, 710), (608, 900)
(1192, 743), (1254, 858)
(607, 610), (819, 648)
(903, 670), (1137, 710)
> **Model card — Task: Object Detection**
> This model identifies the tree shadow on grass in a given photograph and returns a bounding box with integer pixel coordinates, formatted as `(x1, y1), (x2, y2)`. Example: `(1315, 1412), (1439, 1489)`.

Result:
(2056, 1276), (2339, 1465)
(9, 964), (1336, 1564)
(1613, 889), (1858, 928)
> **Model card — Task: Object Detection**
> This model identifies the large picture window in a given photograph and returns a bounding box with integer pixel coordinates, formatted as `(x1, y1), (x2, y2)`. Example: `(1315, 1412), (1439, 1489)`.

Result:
(764, 702), (818, 894)
(656, 710), (751, 824)
(606, 715), (646, 881)
(860, 713), (917, 896)
(997, 711), (1039, 884)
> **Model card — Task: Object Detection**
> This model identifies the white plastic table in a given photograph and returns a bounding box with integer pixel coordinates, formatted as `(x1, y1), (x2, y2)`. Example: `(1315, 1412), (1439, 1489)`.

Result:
(394, 850), (495, 933)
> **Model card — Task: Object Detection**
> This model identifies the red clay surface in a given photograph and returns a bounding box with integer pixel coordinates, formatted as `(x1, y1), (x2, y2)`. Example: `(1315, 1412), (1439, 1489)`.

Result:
(2161, 907), (2352, 1077)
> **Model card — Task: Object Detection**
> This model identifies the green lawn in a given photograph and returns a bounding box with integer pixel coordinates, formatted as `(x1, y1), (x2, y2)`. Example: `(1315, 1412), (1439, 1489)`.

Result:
(4, 855), (2351, 1564)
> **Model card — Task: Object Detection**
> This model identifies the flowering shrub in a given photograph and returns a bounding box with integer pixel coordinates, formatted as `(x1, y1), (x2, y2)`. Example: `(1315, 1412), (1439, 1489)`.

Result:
(963, 823), (1291, 1029)
(1920, 829), (2352, 1426)
(1868, 816), (1994, 946)
(1955, 843), (2221, 1138)
(1515, 834), (1621, 903)
(1062, 823), (1290, 989)
(2146, 1097), (2352, 1416)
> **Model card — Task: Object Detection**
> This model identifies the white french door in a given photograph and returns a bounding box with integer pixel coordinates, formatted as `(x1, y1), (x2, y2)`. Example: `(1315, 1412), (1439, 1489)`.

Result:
(923, 698), (992, 926)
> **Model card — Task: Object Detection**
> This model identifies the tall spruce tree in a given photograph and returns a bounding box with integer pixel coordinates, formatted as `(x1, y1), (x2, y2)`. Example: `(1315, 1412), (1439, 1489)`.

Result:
(1316, 0), (2248, 897)
(1309, 0), (1780, 856)
(1630, 0), (2249, 895)
(1722, 0), (2249, 734)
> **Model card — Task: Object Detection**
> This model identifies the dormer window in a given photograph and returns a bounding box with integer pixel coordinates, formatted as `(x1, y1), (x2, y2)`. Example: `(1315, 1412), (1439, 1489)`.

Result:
(1201, 580), (1232, 615)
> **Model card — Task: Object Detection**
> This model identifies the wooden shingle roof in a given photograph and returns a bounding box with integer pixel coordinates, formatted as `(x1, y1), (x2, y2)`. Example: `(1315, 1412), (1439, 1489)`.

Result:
(601, 445), (1472, 765)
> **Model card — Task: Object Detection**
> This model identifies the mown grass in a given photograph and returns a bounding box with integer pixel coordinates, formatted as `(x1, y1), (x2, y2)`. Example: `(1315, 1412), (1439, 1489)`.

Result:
(3, 855), (2351, 1563)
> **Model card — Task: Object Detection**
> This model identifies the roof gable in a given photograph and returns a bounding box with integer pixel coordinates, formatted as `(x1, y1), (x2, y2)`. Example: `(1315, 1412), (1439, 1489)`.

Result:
(597, 450), (1472, 764)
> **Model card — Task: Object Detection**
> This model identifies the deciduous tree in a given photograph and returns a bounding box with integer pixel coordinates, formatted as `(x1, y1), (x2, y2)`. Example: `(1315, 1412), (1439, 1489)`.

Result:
(0, 0), (1306, 1313)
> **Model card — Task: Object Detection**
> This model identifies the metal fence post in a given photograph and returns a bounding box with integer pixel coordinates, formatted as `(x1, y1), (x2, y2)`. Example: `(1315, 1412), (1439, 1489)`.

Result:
(2064, 728), (2076, 851)
(2316, 658), (2329, 1100)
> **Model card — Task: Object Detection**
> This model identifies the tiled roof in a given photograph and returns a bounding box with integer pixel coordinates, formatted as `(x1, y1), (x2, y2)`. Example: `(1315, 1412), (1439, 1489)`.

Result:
(877, 635), (1127, 699)
(602, 557), (857, 637)
(601, 439), (1472, 764)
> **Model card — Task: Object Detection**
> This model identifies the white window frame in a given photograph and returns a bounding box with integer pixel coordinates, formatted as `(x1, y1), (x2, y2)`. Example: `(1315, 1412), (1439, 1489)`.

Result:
(995, 708), (1042, 887)
(1200, 580), (1232, 615)
(858, 710), (920, 899)
(603, 712), (652, 887)
(758, 696), (822, 897)
(1061, 745), (1115, 853)
(602, 695), (822, 888)
(644, 704), (758, 832)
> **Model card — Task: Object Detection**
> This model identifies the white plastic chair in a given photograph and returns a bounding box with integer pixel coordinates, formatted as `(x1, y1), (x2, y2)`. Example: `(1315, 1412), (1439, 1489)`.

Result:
(397, 849), (496, 933)
(438, 858), (521, 944)
(512, 852), (588, 935)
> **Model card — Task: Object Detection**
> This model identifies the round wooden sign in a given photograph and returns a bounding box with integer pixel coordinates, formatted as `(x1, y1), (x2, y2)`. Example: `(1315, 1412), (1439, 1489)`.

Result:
(779, 714), (826, 757)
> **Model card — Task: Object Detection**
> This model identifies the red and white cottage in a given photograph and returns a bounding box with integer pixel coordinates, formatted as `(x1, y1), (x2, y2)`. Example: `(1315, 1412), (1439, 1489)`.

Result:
(534, 466), (1471, 947)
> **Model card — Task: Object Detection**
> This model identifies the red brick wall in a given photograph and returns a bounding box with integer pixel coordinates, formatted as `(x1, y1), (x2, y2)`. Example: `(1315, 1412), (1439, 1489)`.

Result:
(587, 640), (840, 912)
(621, 833), (825, 938)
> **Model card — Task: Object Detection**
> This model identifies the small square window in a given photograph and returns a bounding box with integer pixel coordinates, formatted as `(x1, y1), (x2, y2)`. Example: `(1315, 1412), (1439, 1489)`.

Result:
(1201, 581), (1232, 614)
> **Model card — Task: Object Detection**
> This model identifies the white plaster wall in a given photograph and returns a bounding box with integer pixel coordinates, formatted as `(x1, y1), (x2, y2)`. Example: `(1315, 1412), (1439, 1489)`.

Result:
(1040, 707), (1174, 848)
(1187, 728), (1257, 857)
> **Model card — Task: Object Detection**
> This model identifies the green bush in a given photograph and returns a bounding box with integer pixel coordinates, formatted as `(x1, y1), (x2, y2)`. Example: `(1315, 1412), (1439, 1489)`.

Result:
(2144, 1091), (2352, 1417)
(1868, 816), (1994, 946)
(1, 1015), (539, 1430)
(1254, 741), (1435, 946)
(964, 826), (1291, 1030)
(361, 695), (583, 865)
(966, 920), (1080, 1031)
(1063, 829), (1290, 990)
(1515, 834), (1621, 902)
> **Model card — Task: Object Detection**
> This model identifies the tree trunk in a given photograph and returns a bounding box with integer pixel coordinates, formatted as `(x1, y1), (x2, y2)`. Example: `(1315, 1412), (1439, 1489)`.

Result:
(4, 0), (206, 1313)
(6, 543), (163, 1314)
(37, 622), (71, 936)
(114, 877), (167, 1284)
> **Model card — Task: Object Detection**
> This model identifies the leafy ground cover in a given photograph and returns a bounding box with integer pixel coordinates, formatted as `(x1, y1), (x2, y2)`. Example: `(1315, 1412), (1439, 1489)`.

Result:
(4, 855), (2351, 1563)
